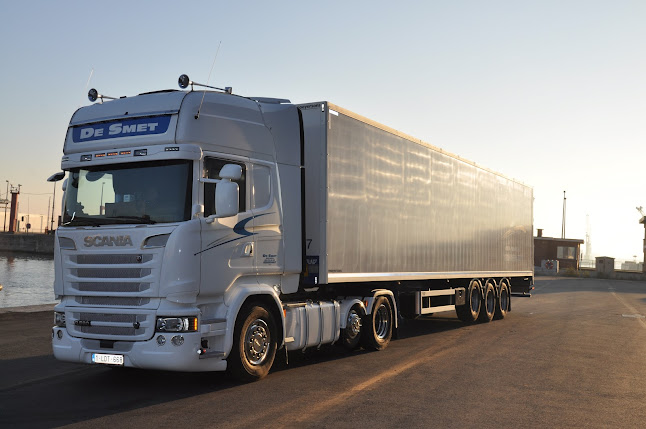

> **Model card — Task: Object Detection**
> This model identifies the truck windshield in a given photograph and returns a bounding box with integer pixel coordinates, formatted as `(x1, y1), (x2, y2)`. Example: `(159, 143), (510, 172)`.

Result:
(63, 160), (192, 226)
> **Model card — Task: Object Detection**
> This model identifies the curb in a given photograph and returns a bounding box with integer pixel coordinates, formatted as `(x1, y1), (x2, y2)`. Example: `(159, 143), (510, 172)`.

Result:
(0, 303), (57, 314)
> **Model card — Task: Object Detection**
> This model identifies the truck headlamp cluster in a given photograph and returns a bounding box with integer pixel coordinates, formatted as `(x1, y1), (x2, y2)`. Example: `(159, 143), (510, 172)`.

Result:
(156, 317), (198, 332)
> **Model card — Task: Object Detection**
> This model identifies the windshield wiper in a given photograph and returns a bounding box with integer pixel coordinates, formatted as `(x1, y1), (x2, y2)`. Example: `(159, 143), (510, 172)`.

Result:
(106, 216), (157, 225)
(63, 215), (104, 227)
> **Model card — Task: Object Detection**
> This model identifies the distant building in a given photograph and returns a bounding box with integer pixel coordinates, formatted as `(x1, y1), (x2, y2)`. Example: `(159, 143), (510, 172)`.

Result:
(534, 229), (584, 270)
(620, 261), (644, 271)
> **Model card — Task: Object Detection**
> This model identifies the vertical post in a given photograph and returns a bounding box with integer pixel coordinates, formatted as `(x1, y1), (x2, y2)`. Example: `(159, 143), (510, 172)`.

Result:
(641, 217), (646, 274)
(3, 180), (8, 232)
(561, 191), (567, 239)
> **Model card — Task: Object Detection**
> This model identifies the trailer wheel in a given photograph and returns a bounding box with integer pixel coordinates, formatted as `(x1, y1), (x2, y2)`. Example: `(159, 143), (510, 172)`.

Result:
(340, 305), (363, 350)
(478, 281), (496, 323)
(456, 279), (481, 323)
(494, 281), (510, 320)
(227, 303), (277, 382)
(361, 296), (393, 351)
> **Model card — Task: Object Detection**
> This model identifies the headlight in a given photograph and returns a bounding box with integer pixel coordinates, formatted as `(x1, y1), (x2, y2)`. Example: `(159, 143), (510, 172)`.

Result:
(156, 316), (198, 332)
(54, 312), (66, 327)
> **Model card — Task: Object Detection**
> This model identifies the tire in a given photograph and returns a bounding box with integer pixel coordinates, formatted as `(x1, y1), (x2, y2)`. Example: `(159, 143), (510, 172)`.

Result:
(456, 279), (481, 323)
(494, 281), (510, 320)
(227, 303), (277, 382)
(478, 281), (496, 323)
(340, 304), (363, 351)
(360, 296), (393, 351)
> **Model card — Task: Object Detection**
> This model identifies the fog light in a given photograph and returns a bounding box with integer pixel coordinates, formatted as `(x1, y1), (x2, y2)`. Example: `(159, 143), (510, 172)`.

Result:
(54, 312), (66, 327)
(57, 330), (63, 339)
(171, 335), (184, 346)
(156, 335), (166, 346)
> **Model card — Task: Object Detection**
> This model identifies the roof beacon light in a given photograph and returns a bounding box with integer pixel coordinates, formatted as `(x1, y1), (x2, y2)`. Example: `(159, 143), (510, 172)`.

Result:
(88, 88), (116, 103)
(177, 74), (232, 94)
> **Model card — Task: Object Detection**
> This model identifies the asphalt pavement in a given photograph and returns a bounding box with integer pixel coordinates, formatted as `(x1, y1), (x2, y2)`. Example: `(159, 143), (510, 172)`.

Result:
(1, 277), (646, 428)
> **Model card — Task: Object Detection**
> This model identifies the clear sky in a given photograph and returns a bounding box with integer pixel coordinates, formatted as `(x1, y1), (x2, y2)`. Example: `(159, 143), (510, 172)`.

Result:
(1, 0), (644, 261)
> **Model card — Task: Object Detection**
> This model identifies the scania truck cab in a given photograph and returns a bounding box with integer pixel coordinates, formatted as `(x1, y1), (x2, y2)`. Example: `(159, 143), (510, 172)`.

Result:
(52, 81), (307, 379)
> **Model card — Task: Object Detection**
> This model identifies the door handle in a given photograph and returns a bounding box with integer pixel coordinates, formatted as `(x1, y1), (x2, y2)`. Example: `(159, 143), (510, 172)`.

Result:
(243, 242), (253, 257)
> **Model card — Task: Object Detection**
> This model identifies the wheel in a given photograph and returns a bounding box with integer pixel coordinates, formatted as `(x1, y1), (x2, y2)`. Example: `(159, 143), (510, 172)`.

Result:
(227, 303), (277, 382)
(340, 304), (363, 351)
(478, 281), (496, 323)
(360, 296), (393, 351)
(495, 281), (510, 320)
(456, 279), (482, 323)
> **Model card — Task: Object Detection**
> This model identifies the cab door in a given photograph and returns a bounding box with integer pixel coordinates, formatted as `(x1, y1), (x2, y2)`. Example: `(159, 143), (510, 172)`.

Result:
(199, 156), (255, 297)
(249, 163), (283, 275)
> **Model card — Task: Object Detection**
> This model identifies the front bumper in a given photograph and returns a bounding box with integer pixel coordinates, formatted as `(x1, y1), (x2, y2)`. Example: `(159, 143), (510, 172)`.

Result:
(52, 327), (227, 372)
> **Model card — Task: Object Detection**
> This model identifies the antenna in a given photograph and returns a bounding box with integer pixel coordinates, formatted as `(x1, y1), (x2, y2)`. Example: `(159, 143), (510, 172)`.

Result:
(196, 42), (222, 120)
(79, 68), (94, 107)
(178, 43), (234, 119)
(637, 206), (644, 217)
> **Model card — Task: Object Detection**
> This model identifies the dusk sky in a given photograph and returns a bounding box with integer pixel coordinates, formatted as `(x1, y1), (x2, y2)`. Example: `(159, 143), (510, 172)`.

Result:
(1, 1), (644, 261)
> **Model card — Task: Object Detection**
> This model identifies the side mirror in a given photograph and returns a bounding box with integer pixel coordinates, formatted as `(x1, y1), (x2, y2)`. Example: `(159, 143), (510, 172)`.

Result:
(219, 164), (242, 180)
(47, 172), (65, 182)
(204, 164), (241, 223)
(214, 180), (239, 218)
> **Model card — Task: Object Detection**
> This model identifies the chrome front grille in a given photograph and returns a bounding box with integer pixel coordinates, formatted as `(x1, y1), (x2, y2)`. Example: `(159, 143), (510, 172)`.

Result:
(76, 297), (151, 306)
(76, 282), (150, 293)
(74, 254), (153, 265)
(69, 310), (155, 341)
(63, 249), (160, 340)
(78, 313), (145, 323)
(74, 268), (152, 279)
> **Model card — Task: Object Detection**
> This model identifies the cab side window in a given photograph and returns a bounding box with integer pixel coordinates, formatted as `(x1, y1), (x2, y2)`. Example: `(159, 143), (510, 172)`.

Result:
(203, 157), (246, 216)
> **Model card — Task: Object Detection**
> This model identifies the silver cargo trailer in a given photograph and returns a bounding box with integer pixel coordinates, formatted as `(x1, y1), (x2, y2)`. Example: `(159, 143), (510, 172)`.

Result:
(300, 102), (533, 287)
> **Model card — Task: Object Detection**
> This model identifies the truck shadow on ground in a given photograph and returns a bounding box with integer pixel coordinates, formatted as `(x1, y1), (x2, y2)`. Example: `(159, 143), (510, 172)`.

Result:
(272, 315), (465, 372)
(0, 316), (468, 428)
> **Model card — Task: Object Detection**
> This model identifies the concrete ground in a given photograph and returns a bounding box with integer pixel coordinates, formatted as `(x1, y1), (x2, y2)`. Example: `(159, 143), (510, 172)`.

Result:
(1, 277), (646, 428)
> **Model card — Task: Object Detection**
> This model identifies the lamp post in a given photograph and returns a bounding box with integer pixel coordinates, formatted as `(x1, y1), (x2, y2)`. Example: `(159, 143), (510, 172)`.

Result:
(3, 180), (8, 232)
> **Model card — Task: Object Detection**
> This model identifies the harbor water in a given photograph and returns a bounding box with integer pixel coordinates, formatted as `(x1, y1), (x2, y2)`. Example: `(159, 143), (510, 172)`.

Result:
(0, 251), (56, 308)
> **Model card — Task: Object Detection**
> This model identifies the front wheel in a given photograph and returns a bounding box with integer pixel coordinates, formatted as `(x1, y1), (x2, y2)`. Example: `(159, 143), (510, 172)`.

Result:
(227, 303), (277, 382)
(361, 296), (393, 351)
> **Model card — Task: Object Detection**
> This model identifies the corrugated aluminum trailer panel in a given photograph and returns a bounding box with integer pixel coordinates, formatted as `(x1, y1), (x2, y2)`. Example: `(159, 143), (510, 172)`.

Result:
(299, 102), (533, 285)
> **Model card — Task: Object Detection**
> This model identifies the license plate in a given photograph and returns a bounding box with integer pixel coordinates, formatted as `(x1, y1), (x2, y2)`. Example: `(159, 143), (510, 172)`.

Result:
(92, 353), (124, 366)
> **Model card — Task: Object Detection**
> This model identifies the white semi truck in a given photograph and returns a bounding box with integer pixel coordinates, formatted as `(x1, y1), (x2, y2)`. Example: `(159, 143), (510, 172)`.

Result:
(51, 75), (533, 380)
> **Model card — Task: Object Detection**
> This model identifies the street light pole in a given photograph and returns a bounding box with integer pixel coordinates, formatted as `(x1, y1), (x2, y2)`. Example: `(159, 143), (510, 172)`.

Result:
(3, 180), (8, 232)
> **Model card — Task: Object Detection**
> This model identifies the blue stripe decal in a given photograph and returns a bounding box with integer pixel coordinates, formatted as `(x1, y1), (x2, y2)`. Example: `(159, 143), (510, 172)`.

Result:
(195, 213), (272, 256)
